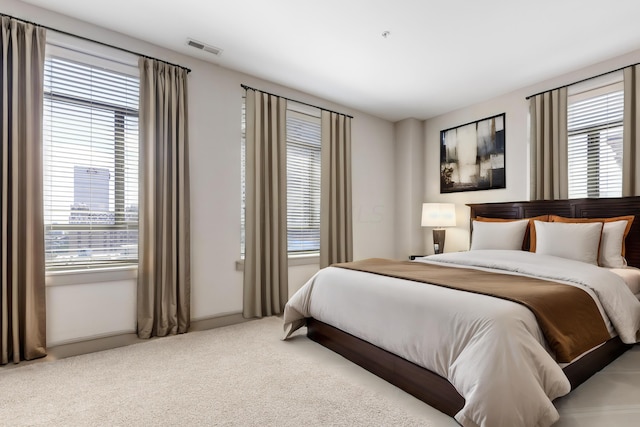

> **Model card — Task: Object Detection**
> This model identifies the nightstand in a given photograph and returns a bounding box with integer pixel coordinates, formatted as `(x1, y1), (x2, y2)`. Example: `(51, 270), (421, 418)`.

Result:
(409, 255), (427, 260)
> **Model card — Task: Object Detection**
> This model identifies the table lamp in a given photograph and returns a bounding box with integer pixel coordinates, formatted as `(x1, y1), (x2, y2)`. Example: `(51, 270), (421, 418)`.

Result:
(421, 203), (456, 254)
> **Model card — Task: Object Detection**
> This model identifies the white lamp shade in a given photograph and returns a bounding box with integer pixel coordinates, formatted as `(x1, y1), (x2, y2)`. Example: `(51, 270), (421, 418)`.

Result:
(421, 203), (456, 227)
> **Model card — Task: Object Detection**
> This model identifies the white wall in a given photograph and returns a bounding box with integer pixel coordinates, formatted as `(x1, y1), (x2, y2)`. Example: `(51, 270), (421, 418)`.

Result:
(352, 115), (397, 260)
(46, 280), (137, 345)
(423, 95), (528, 253)
(419, 47), (640, 254)
(394, 119), (425, 259)
(3, 0), (396, 345)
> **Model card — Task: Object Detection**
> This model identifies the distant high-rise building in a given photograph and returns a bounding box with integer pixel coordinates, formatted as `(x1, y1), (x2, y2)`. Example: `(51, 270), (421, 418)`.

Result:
(74, 166), (110, 212)
(59, 166), (137, 261)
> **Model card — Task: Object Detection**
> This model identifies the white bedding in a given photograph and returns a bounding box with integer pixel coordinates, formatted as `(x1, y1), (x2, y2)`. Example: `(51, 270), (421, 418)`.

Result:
(283, 250), (640, 427)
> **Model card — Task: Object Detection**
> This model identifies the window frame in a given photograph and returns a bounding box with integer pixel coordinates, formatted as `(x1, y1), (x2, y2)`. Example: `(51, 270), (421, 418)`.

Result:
(285, 106), (322, 256)
(43, 42), (140, 272)
(567, 72), (624, 199)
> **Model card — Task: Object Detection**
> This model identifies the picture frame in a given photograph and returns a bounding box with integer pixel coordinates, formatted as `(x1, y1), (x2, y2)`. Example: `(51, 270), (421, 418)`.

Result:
(440, 113), (506, 193)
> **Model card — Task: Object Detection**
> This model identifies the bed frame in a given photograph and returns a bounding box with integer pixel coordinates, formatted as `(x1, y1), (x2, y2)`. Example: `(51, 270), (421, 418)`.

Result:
(306, 196), (640, 417)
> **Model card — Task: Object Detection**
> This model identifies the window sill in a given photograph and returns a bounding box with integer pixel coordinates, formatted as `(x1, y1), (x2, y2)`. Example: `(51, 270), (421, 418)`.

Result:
(46, 265), (138, 287)
(235, 254), (319, 272)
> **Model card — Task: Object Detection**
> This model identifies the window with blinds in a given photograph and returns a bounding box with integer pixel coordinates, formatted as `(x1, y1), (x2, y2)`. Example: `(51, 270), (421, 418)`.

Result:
(240, 100), (321, 256)
(43, 53), (140, 270)
(567, 76), (624, 199)
(286, 109), (321, 254)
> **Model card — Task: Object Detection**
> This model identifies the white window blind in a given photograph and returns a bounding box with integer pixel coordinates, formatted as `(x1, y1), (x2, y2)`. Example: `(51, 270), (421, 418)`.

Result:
(240, 99), (321, 256)
(43, 54), (140, 270)
(286, 109), (321, 254)
(567, 79), (624, 199)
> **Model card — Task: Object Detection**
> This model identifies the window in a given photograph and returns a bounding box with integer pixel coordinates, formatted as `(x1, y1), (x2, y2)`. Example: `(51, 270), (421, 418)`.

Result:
(286, 109), (321, 253)
(240, 100), (321, 256)
(43, 51), (140, 270)
(567, 73), (624, 198)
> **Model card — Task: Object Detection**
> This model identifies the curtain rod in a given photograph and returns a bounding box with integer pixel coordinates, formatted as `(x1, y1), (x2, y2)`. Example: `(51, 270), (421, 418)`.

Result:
(525, 61), (639, 100)
(241, 84), (354, 118)
(1, 12), (191, 74)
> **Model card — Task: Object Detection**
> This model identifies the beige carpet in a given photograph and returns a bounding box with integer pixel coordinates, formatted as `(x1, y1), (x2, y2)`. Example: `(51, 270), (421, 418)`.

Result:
(0, 317), (438, 427)
(3, 317), (639, 427)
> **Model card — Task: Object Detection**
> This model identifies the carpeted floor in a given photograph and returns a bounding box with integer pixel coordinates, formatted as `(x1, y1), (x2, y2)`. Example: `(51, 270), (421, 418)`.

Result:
(0, 317), (439, 427)
(2, 316), (639, 426)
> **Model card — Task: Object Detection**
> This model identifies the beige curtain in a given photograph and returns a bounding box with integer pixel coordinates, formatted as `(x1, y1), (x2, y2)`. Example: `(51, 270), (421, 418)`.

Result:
(137, 58), (190, 339)
(320, 111), (353, 268)
(0, 17), (47, 364)
(243, 89), (288, 318)
(623, 65), (640, 196)
(529, 88), (568, 200)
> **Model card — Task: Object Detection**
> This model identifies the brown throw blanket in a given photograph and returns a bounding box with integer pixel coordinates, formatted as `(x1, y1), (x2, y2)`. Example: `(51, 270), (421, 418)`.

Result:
(333, 258), (611, 363)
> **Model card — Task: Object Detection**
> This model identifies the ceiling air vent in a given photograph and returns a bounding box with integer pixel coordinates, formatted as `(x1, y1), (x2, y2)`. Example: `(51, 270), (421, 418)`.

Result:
(187, 38), (223, 57)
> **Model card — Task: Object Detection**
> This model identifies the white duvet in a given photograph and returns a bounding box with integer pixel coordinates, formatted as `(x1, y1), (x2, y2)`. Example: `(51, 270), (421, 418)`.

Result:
(283, 250), (640, 427)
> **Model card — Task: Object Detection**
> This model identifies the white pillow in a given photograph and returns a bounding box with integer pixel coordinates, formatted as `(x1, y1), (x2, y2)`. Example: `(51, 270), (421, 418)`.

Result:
(534, 220), (603, 265)
(599, 220), (629, 268)
(470, 220), (528, 250)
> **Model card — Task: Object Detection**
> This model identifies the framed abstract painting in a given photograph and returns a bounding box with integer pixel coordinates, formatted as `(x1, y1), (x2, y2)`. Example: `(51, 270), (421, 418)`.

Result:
(440, 113), (505, 193)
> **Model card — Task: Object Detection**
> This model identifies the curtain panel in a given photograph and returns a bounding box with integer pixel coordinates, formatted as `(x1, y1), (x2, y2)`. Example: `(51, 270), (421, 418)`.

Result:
(243, 89), (288, 318)
(529, 88), (568, 200)
(623, 65), (640, 196)
(137, 58), (191, 339)
(320, 111), (353, 268)
(0, 17), (47, 364)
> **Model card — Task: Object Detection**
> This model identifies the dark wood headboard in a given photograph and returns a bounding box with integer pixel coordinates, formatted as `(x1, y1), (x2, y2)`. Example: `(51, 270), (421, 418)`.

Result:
(467, 196), (640, 269)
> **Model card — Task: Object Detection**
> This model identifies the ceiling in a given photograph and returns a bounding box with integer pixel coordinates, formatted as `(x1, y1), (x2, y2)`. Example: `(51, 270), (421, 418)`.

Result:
(19, 0), (640, 122)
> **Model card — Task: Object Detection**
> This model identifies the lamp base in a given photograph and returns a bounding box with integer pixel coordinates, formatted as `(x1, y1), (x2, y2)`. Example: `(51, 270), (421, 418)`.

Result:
(433, 229), (446, 254)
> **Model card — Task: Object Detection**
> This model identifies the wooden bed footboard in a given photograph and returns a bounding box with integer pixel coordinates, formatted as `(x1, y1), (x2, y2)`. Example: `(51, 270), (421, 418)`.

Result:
(307, 318), (465, 417)
(306, 319), (631, 418)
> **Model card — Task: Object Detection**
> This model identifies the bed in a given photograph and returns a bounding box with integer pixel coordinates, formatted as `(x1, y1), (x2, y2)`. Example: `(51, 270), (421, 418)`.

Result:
(283, 197), (640, 427)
